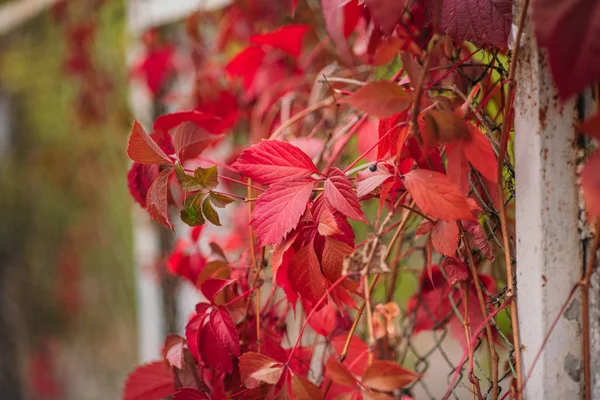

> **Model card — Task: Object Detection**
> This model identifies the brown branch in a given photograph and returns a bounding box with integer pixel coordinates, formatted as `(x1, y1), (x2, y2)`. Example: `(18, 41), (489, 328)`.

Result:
(459, 222), (499, 400)
(582, 219), (600, 400)
(495, 0), (530, 397)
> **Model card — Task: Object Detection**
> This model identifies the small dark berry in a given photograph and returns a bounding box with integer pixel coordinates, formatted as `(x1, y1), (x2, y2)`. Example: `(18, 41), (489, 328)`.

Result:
(369, 163), (377, 172)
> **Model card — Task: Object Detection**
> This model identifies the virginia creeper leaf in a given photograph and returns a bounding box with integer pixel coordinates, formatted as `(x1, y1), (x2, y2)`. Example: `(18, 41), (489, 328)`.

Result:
(441, 256), (469, 285)
(307, 301), (337, 337)
(202, 197), (221, 226)
(321, 237), (353, 283)
(200, 278), (235, 304)
(127, 121), (172, 165)
(462, 126), (498, 183)
(290, 374), (324, 400)
(173, 388), (209, 400)
(439, 0), (511, 49)
(532, 0), (600, 99)
(239, 352), (284, 389)
(324, 168), (366, 222)
(174, 163), (218, 191)
(430, 220), (459, 256)
(446, 143), (470, 195)
(364, 0), (408, 34)
(321, 0), (359, 66)
(162, 335), (185, 369)
(288, 243), (328, 308)
(172, 122), (220, 162)
(330, 335), (369, 376)
(250, 25), (310, 57)
(362, 360), (420, 391)
(181, 193), (206, 227)
(250, 178), (316, 245)
(403, 169), (475, 221)
(209, 191), (235, 208)
(153, 110), (223, 135)
(232, 140), (319, 186)
(340, 81), (412, 118)
(356, 164), (393, 198)
(128, 162), (159, 208)
(316, 207), (342, 236)
(325, 358), (357, 388)
(462, 220), (494, 260)
(146, 168), (175, 230)
(123, 361), (175, 400)
(225, 46), (266, 89)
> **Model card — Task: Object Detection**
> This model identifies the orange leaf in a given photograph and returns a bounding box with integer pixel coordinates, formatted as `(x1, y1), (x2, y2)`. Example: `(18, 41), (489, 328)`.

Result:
(239, 352), (284, 389)
(339, 81), (412, 118)
(290, 375), (323, 400)
(462, 126), (498, 183)
(325, 358), (357, 388)
(403, 169), (475, 221)
(361, 360), (420, 392)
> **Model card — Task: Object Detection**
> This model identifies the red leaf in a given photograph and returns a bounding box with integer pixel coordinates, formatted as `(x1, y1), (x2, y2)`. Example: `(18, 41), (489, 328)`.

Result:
(171, 122), (221, 162)
(133, 45), (175, 95)
(225, 46), (266, 89)
(532, 0), (600, 99)
(146, 168), (175, 230)
(250, 25), (310, 57)
(210, 306), (240, 357)
(233, 140), (319, 186)
(582, 151), (600, 218)
(377, 112), (409, 159)
(330, 335), (369, 376)
(250, 178), (316, 245)
(461, 126), (498, 183)
(581, 112), (600, 141)
(173, 388), (209, 400)
(322, 0), (359, 65)
(239, 352), (284, 389)
(162, 335), (185, 369)
(321, 237), (353, 283)
(127, 121), (172, 165)
(430, 220), (459, 256)
(153, 110), (224, 136)
(276, 247), (299, 308)
(439, 0), (511, 49)
(340, 82), (412, 118)
(362, 360), (420, 391)
(316, 207), (342, 236)
(324, 168), (366, 222)
(356, 164), (392, 198)
(441, 256), (469, 285)
(364, 0), (408, 34)
(403, 169), (475, 221)
(123, 362), (175, 400)
(127, 163), (159, 208)
(292, 0), (300, 14)
(200, 278), (235, 304)
(288, 243), (328, 308)
(290, 374), (323, 400)
(446, 143), (470, 194)
(199, 307), (239, 373)
(308, 301), (337, 336)
(325, 358), (357, 388)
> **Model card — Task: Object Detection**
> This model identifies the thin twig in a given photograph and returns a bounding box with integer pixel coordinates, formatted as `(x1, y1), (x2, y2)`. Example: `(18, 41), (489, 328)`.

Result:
(459, 222), (499, 400)
(496, 0), (530, 397)
(268, 96), (335, 140)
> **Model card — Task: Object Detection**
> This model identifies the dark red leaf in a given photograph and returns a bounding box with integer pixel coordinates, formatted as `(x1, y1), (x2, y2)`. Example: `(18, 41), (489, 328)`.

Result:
(462, 220), (494, 260)
(321, 237), (353, 283)
(403, 169), (475, 221)
(127, 121), (172, 165)
(162, 335), (185, 369)
(127, 163), (159, 208)
(239, 352), (284, 389)
(324, 168), (366, 222)
(225, 46), (266, 89)
(340, 82), (412, 118)
(250, 178), (316, 245)
(153, 110), (224, 136)
(441, 256), (469, 285)
(377, 112), (409, 159)
(330, 335), (369, 376)
(173, 388), (209, 400)
(199, 307), (239, 373)
(532, 0), (600, 99)
(250, 25), (310, 57)
(123, 362), (175, 400)
(171, 122), (221, 162)
(439, 0), (511, 49)
(232, 140), (319, 186)
(288, 243), (328, 309)
(325, 358), (357, 388)
(200, 278), (235, 304)
(210, 306), (240, 357)
(364, 0), (408, 34)
(362, 360), (420, 391)
(307, 301), (337, 337)
(582, 151), (600, 218)
(146, 168), (175, 230)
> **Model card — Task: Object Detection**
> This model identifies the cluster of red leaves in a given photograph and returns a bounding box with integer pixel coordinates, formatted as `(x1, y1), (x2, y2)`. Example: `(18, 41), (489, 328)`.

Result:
(120, 0), (600, 398)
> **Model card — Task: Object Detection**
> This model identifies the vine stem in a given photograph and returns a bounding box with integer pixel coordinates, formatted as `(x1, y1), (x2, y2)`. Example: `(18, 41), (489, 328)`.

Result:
(496, 0), (530, 397)
(582, 219), (600, 400)
(459, 282), (482, 400)
(459, 222), (499, 400)
(268, 96), (335, 140)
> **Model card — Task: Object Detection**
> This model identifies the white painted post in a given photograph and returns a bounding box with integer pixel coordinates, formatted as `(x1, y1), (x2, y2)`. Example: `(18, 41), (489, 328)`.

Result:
(514, 1), (583, 397)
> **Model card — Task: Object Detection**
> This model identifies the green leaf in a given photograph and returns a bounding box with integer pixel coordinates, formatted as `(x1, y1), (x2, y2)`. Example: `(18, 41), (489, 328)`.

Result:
(194, 166), (218, 190)
(181, 193), (205, 226)
(202, 197), (221, 226)
(209, 191), (235, 208)
(174, 162), (219, 191)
